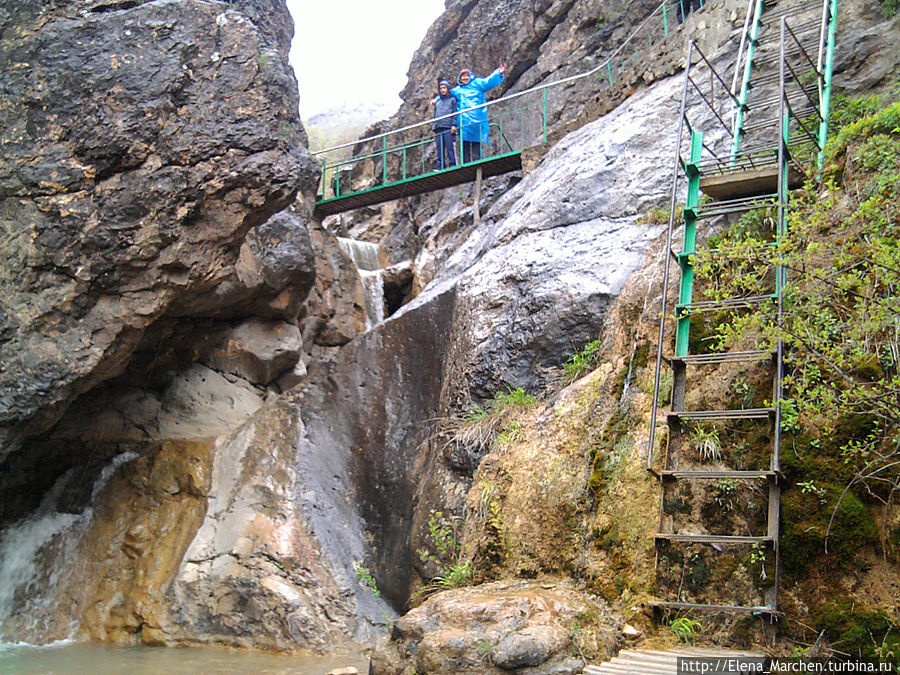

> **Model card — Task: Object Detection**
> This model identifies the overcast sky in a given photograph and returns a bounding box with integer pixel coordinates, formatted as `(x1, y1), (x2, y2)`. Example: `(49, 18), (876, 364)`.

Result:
(287, 0), (446, 118)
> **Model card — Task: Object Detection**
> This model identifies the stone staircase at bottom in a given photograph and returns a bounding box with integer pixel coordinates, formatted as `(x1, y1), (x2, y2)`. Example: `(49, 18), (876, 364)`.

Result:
(583, 647), (766, 674)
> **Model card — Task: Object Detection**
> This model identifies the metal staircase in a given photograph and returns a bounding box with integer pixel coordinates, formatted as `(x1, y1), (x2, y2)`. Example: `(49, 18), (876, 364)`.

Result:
(647, 0), (838, 616)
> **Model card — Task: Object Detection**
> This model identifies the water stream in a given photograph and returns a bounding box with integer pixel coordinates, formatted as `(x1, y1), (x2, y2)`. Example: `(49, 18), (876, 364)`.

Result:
(0, 451), (371, 671)
(337, 237), (385, 329)
(0, 641), (369, 674)
(0, 452), (137, 641)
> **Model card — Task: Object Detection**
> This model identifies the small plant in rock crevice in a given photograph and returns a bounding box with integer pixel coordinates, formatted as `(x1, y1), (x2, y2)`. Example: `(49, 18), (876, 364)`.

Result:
(689, 425), (722, 462)
(353, 561), (380, 598)
(668, 615), (703, 644)
(713, 478), (739, 512)
(417, 510), (473, 594)
(436, 386), (539, 460)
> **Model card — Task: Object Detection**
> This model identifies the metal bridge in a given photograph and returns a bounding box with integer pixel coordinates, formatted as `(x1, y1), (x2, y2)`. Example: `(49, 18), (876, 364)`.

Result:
(647, 0), (839, 617)
(312, 0), (695, 218)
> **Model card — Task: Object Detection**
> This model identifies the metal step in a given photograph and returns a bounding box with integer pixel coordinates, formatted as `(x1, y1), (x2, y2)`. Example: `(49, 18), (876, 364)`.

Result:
(687, 193), (779, 218)
(673, 350), (770, 365)
(748, 64), (821, 90)
(676, 294), (774, 313)
(693, 150), (778, 177)
(661, 469), (777, 479)
(758, 15), (824, 37)
(698, 160), (806, 199)
(584, 648), (769, 675)
(655, 533), (774, 544)
(651, 600), (776, 614)
(741, 105), (820, 133)
(748, 85), (819, 111)
(761, 0), (824, 21)
(668, 407), (775, 420)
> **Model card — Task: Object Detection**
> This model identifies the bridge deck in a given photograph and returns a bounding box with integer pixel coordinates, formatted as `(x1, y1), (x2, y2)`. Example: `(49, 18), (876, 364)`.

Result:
(314, 152), (522, 217)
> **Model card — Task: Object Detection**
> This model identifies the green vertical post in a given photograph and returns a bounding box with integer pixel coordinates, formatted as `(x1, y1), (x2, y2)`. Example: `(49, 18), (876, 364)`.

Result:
(335, 165), (341, 196)
(731, 0), (765, 159)
(403, 146), (407, 179)
(542, 87), (548, 142)
(320, 158), (326, 200)
(381, 136), (387, 185)
(675, 131), (704, 358)
(663, 1), (668, 36)
(817, 0), (838, 171)
(607, 62), (613, 86)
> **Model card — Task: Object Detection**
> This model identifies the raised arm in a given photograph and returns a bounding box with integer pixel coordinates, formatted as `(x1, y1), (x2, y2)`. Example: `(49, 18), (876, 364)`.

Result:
(474, 65), (506, 91)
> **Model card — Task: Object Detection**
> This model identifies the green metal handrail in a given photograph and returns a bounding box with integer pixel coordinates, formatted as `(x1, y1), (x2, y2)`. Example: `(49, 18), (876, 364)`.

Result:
(314, 0), (688, 203)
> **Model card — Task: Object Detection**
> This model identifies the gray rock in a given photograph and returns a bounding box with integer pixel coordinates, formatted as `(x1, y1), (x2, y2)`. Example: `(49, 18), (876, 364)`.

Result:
(171, 209), (317, 320)
(491, 627), (563, 669)
(301, 220), (368, 347)
(406, 71), (729, 399)
(202, 319), (302, 385)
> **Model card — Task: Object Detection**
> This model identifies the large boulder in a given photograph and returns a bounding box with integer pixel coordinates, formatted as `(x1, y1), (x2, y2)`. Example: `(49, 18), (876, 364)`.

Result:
(202, 318), (302, 385)
(171, 208), (317, 320)
(370, 579), (620, 675)
(0, 0), (317, 457)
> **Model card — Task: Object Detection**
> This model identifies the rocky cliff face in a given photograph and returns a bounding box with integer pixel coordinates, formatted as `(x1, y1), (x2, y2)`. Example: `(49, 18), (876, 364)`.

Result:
(0, 0), (318, 518)
(0, 0), (323, 647)
(1, 0), (898, 665)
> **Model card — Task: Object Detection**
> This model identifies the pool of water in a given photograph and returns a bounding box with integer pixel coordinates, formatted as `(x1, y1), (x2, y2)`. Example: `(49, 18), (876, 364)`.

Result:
(0, 640), (369, 674)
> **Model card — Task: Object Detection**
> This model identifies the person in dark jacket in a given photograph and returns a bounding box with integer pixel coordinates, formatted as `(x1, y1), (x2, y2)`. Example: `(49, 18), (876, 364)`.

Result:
(432, 80), (458, 170)
(452, 65), (505, 163)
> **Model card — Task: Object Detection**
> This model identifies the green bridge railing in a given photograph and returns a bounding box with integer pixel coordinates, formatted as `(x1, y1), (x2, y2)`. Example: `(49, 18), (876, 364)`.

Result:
(313, 0), (700, 206)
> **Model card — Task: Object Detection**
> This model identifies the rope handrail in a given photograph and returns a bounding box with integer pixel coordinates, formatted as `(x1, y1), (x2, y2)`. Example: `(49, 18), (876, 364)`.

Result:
(310, 0), (676, 157)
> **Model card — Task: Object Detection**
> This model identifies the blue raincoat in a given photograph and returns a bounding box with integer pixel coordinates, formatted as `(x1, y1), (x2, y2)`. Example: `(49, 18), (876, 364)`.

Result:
(452, 68), (505, 144)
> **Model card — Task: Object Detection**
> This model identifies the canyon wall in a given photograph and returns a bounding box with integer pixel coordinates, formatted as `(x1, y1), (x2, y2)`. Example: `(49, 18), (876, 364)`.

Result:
(0, 0), (898, 667)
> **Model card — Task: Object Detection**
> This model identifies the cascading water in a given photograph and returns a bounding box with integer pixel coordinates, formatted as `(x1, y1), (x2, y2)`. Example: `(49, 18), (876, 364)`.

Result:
(0, 451), (138, 644)
(337, 237), (385, 329)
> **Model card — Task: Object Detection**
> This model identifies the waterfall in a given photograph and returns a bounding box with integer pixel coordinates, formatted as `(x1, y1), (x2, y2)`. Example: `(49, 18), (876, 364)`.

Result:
(0, 452), (137, 641)
(337, 237), (385, 329)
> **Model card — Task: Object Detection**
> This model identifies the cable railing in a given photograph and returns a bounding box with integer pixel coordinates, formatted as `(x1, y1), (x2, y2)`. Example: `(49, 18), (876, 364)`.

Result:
(312, 0), (704, 204)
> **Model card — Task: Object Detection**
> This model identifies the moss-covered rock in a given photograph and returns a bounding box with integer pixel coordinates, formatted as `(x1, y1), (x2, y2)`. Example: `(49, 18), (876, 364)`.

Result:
(781, 485), (878, 575)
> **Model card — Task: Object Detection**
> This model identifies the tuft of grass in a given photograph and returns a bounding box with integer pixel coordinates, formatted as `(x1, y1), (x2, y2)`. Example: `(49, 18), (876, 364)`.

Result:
(689, 425), (722, 462)
(669, 616), (702, 644)
(492, 386), (538, 408)
(434, 561), (472, 589)
(564, 338), (604, 382)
